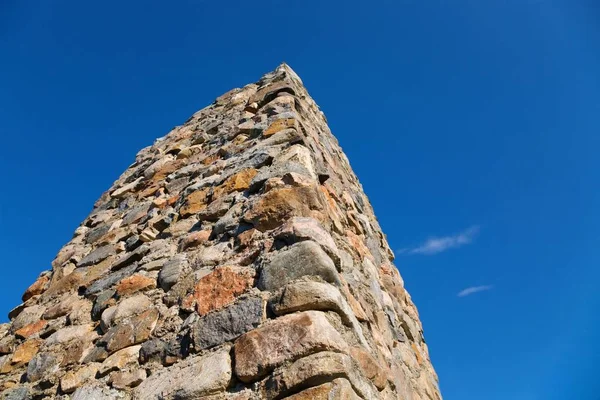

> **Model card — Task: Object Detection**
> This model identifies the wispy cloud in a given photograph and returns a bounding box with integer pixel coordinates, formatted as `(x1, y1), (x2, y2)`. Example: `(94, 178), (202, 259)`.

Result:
(399, 225), (480, 255)
(457, 285), (493, 297)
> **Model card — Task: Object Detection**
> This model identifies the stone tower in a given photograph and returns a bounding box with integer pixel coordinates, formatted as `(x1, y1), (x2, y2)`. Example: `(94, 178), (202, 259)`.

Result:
(0, 64), (440, 399)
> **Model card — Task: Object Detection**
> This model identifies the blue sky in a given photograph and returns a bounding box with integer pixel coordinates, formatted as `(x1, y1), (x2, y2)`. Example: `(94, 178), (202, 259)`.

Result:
(1, 1), (599, 398)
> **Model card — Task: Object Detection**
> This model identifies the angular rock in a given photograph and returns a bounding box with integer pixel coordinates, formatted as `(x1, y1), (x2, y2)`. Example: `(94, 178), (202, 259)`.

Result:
(101, 294), (152, 329)
(179, 229), (211, 251)
(91, 290), (116, 320)
(26, 352), (61, 382)
(189, 266), (255, 316)
(180, 188), (210, 217)
(101, 308), (159, 353)
(263, 117), (298, 137)
(60, 364), (100, 393)
(22, 274), (50, 302)
(138, 339), (167, 366)
(191, 297), (263, 350)
(45, 324), (95, 345)
(84, 263), (137, 296)
(11, 339), (42, 365)
(98, 345), (141, 375)
(110, 369), (147, 389)
(234, 311), (348, 383)
(248, 162), (314, 193)
(212, 168), (258, 199)
(243, 186), (324, 232)
(115, 275), (156, 296)
(258, 241), (339, 291)
(11, 305), (45, 332)
(158, 256), (188, 291)
(350, 346), (388, 390)
(78, 245), (115, 268)
(14, 320), (47, 339)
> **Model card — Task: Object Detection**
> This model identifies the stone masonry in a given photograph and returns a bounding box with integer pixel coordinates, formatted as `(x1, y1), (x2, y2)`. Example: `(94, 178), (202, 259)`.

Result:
(0, 64), (440, 399)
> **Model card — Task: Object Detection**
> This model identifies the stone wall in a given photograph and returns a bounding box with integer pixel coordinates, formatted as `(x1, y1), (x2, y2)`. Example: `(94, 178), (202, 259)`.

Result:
(0, 64), (441, 399)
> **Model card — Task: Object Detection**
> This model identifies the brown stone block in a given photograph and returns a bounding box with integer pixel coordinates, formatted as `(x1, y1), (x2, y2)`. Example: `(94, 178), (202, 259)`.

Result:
(243, 185), (325, 232)
(189, 266), (255, 316)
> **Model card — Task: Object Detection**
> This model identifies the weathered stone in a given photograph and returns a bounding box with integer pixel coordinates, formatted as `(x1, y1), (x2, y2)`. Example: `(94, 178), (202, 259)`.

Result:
(92, 290), (116, 320)
(134, 348), (232, 399)
(191, 297), (263, 350)
(78, 245), (115, 267)
(163, 217), (199, 237)
(71, 383), (130, 400)
(139, 226), (160, 242)
(179, 229), (211, 251)
(45, 324), (95, 345)
(110, 369), (147, 389)
(101, 294), (152, 330)
(11, 339), (42, 365)
(193, 243), (228, 267)
(60, 364), (100, 393)
(248, 162), (314, 193)
(244, 185), (324, 231)
(350, 346), (388, 390)
(14, 320), (47, 339)
(2, 386), (30, 400)
(274, 217), (340, 266)
(261, 352), (377, 400)
(180, 188), (210, 217)
(198, 194), (234, 222)
(102, 308), (159, 353)
(263, 118), (298, 137)
(84, 263), (138, 296)
(249, 80), (296, 105)
(139, 339), (167, 365)
(158, 256), (188, 291)
(11, 305), (45, 332)
(213, 168), (258, 199)
(98, 345), (141, 375)
(43, 293), (79, 320)
(115, 275), (156, 296)
(189, 266), (255, 316)
(22, 274), (50, 302)
(270, 281), (366, 349)
(111, 177), (143, 198)
(258, 241), (339, 291)
(111, 242), (151, 271)
(282, 378), (360, 400)
(26, 352), (61, 382)
(68, 298), (94, 325)
(121, 202), (151, 226)
(234, 311), (348, 383)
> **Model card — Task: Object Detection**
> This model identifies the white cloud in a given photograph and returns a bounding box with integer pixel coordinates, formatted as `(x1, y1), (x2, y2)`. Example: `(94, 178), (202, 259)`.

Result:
(400, 225), (480, 255)
(457, 285), (493, 297)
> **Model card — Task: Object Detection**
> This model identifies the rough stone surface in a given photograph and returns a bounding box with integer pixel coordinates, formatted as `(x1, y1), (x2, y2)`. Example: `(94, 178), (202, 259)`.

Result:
(234, 311), (348, 383)
(191, 297), (263, 350)
(259, 241), (339, 290)
(260, 351), (378, 400)
(188, 266), (255, 316)
(0, 64), (439, 400)
(283, 378), (361, 400)
(134, 348), (231, 399)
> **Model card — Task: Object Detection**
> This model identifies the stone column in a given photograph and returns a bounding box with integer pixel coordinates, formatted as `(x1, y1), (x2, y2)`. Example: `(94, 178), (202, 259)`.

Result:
(0, 64), (440, 400)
